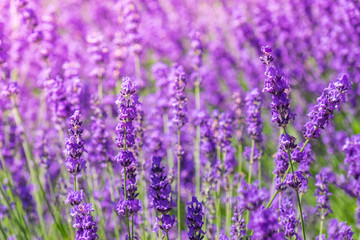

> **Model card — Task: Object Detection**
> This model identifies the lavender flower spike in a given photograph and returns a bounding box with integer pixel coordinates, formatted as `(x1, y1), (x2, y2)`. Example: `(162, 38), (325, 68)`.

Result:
(186, 196), (205, 240)
(260, 46), (295, 127)
(64, 110), (86, 176)
(303, 75), (351, 139)
(245, 89), (263, 142)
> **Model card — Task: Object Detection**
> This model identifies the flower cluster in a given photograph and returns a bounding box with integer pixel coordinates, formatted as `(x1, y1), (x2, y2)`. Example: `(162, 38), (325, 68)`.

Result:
(279, 198), (299, 239)
(70, 202), (98, 240)
(171, 64), (188, 129)
(186, 197), (205, 240)
(327, 219), (354, 240)
(64, 110), (86, 175)
(315, 168), (332, 219)
(260, 46), (295, 127)
(115, 77), (141, 224)
(248, 207), (282, 240)
(237, 180), (267, 211)
(245, 89), (263, 142)
(303, 75), (351, 139)
(150, 156), (175, 234)
(230, 207), (246, 239)
(189, 30), (203, 71)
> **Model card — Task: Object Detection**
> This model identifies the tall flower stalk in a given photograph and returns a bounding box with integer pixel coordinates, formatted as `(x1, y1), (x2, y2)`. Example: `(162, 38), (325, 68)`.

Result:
(190, 30), (203, 199)
(115, 77), (141, 240)
(244, 89), (263, 184)
(171, 65), (188, 240)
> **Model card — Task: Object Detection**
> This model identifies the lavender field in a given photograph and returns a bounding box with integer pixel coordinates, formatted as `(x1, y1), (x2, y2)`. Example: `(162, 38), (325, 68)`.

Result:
(0, 0), (360, 239)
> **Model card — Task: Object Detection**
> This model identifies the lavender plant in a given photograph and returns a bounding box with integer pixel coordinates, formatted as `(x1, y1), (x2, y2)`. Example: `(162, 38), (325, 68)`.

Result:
(0, 1), (359, 240)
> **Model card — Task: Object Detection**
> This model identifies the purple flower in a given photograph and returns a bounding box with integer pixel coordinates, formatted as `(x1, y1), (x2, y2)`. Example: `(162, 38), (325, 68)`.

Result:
(218, 112), (233, 152)
(245, 89), (263, 142)
(273, 149), (289, 192)
(243, 146), (262, 163)
(219, 234), (230, 240)
(187, 196), (205, 240)
(171, 64), (188, 129)
(237, 180), (267, 211)
(115, 199), (141, 217)
(65, 190), (85, 206)
(285, 171), (305, 191)
(342, 134), (360, 179)
(70, 203), (99, 240)
(200, 113), (216, 161)
(64, 111), (86, 175)
(152, 62), (171, 112)
(230, 207), (246, 239)
(118, 0), (142, 55)
(45, 77), (71, 124)
(149, 156), (173, 214)
(315, 168), (332, 219)
(327, 219), (354, 240)
(260, 46), (295, 127)
(279, 198), (299, 239)
(248, 206), (283, 240)
(279, 133), (297, 153)
(189, 30), (203, 71)
(155, 214), (176, 234)
(303, 75), (351, 139)
(115, 76), (142, 219)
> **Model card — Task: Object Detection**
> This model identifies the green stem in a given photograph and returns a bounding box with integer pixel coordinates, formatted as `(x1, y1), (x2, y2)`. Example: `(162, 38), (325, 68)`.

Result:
(74, 174), (77, 191)
(258, 155), (262, 188)
(131, 216), (134, 240)
(319, 217), (324, 239)
(107, 164), (120, 239)
(238, 143), (243, 175)
(11, 98), (67, 237)
(166, 232), (169, 240)
(177, 129), (182, 240)
(225, 175), (232, 234)
(296, 190), (306, 240)
(247, 139), (255, 184)
(286, 142), (306, 240)
(0, 184), (29, 239)
(216, 147), (224, 239)
(163, 113), (174, 170)
(0, 222), (7, 240)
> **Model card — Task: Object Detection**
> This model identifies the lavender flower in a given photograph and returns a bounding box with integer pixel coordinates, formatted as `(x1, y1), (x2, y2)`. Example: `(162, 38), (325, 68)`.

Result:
(64, 110), (86, 175)
(171, 64), (188, 129)
(260, 46), (295, 127)
(70, 203), (99, 240)
(237, 180), (267, 211)
(342, 134), (360, 180)
(218, 112), (233, 153)
(273, 149), (289, 192)
(327, 219), (354, 240)
(279, 198), (299, 239)
(186, 196), (205, 240)
(248, 206), (283, 240)
(303, 75), (351, 139)
(230, 207), (246, 239)
(149, 156), (175, 233)
(115, 77), (141, 229)
(45, 77), (71, 125)
(315, 168), (332, 219)
(189, 30), (203, 71)
(65, 190), (85, 206)
(285, 171), (305, 191)
(245, 89), (262, 142)
(279, 133), (297, 153)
